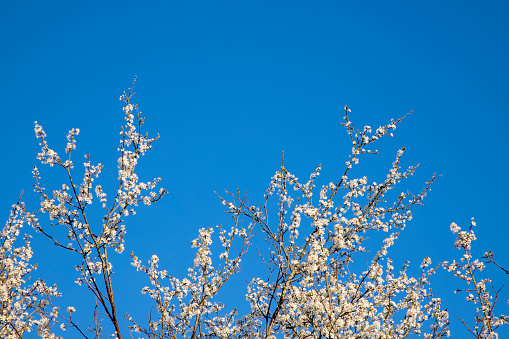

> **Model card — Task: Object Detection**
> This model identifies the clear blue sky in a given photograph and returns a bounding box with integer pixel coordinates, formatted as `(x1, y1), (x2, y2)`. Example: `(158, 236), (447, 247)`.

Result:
(1, 1), (508, 337)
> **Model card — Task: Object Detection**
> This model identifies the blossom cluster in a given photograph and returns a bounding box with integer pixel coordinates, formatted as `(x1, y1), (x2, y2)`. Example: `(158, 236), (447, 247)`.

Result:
(443, 219), (508, 338)
(128, 222), (252, 338)
(222, 110), (450, 338)
(1, 197), (60, 338)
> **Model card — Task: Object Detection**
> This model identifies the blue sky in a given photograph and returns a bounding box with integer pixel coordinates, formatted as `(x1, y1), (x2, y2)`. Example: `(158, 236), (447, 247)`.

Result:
(1, 1), (508, 337)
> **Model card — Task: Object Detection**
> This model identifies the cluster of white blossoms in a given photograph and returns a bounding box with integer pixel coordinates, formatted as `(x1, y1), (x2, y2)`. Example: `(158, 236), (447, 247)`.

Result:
(128, 222), (252, 338)
(220, 110), (452, 338)
(0, 198), (60, 338)
(2, 85), (507, 338)
(443, 219), (508, 338)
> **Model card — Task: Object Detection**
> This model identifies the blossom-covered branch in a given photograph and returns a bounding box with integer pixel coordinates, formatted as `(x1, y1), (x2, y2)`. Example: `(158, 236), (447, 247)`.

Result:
(1, 194), (60, 338)
(26, 78), (168, 338)
(444, 219), (508, 338)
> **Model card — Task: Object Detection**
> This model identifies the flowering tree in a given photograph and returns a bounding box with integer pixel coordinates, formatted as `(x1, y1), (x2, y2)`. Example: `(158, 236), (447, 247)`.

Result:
(1, 80), (507, 338)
